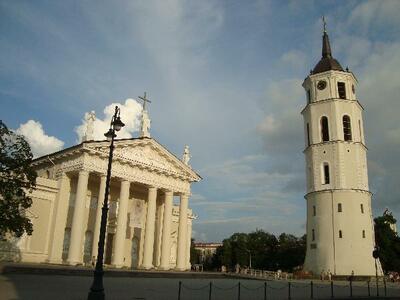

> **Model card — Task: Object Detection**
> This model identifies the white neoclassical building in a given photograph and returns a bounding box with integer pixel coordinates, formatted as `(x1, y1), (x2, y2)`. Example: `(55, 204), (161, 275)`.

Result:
(1, 105), (201, 271)
(301, 24), (379, 276)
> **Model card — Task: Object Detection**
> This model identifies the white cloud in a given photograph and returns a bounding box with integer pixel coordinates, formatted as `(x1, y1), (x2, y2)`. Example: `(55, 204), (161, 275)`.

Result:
(75, 98), (142, 142)
(347, 0), (400, 34)
(280, 50), (306, 69)
(16, 120), (64, 157)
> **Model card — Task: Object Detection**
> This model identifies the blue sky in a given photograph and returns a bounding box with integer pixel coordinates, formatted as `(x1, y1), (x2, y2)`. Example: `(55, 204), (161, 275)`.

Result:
(1, 1), (400, 242)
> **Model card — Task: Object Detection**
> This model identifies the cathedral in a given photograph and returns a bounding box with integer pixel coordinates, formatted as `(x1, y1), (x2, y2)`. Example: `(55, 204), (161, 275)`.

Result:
(1, 101), (201, 271)
(302, 22), (379, 276)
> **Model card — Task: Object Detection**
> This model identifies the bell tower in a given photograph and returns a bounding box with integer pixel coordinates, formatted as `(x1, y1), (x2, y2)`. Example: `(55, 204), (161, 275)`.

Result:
(301, 21), (377, 275)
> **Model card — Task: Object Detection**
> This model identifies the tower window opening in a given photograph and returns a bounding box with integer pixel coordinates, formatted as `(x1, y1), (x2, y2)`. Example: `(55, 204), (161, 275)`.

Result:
(339, 230), (343, 238)
(323, 163), (330, 184)
(312, 229), (315, 241)
(338, 82), (346, 99)
(313, 205), (316, 216)
(307, 123), (311, 146)
(338, 203), (342, 212)
(307, 90), (311, 104)
(360, 204), (364, 214)
(362, 230), (366, 238)
(359, 120), (363, 142)
(321, 116), (330, 142)
(343, 115), (352, 141)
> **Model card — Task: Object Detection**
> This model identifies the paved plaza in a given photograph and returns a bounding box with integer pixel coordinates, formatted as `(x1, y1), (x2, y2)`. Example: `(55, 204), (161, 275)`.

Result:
(1, 273), (399, 300)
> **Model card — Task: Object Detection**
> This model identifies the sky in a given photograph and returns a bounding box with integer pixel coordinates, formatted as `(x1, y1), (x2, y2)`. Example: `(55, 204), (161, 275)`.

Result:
(1, 0), (400, 242)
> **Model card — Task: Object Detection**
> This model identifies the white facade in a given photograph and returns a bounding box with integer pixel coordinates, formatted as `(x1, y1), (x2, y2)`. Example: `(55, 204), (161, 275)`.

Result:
(302, 30), (378, 276)
(0, 138), (200, 271)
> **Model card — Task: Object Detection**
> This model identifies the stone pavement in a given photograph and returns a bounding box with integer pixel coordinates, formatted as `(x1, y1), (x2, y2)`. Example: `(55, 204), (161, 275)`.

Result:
(0, 263), (399, 300)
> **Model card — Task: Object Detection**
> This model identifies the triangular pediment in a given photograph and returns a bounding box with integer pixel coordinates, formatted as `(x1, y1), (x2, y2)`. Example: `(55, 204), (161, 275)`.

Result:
(84, 138), (200, 181)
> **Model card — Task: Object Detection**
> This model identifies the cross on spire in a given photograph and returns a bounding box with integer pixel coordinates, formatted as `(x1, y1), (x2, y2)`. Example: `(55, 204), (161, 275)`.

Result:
(138, 92), (151, 111)
(322, 16), (327, 33)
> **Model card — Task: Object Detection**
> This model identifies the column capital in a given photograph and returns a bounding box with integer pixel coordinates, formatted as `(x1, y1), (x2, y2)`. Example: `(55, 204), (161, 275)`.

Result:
(78, 169), (90, 176)
(164, 190), (173, 196)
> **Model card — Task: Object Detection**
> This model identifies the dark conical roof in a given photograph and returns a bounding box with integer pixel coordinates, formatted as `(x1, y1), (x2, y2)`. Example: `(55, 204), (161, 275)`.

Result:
(312, 31), (343, 74)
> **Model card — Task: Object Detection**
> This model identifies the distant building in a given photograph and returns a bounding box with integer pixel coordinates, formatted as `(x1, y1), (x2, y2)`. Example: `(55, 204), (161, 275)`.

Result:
(193, 242), (222, 263)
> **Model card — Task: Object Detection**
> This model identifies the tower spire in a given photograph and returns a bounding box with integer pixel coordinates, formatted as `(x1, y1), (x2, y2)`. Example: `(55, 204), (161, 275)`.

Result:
(312, 17), (343, 74)
(322, 16), (332, 58)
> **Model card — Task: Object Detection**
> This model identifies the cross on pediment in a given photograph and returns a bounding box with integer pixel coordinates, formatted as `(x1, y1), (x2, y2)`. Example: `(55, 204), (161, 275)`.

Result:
(138, 92), (151, 111)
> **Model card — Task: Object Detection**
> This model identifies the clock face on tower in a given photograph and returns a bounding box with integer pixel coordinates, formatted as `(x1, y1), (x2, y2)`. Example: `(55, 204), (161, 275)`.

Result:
(317, 80), (327, 90)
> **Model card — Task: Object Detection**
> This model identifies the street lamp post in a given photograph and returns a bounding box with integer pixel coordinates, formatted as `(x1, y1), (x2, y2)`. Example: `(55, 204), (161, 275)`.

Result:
(246, 249), (252, 269)
(88, 106), (125, 300)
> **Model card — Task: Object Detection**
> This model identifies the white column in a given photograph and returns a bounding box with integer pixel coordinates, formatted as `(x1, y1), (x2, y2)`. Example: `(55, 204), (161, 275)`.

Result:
(91, 175), (106, 259)
(47, 173), (70, 263)
(67, 170), (89, 265)
(159, 190), (173, 270)
(176, 193), (188, 270)
(112, 180), (130, 267)
(141, 186), (157, 269)
(153, 201), (164, 267)
(186, 218), (193, 270)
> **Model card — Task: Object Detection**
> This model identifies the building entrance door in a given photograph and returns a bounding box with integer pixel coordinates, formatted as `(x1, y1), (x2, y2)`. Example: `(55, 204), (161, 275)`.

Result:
(131, 237), (139, 268)
(104, 233), (114, 265)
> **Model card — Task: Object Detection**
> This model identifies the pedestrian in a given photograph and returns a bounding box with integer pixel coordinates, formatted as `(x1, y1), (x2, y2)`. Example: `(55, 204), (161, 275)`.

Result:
(321, 269), (325, 281)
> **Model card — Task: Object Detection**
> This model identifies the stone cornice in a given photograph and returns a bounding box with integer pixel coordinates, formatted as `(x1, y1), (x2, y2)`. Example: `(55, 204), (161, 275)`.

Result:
(301, 98), (364, 115)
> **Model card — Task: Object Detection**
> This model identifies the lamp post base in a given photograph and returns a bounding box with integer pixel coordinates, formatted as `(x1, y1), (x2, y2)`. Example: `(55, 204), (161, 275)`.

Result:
(88, 269), (105, 300)
(88, 290), (105, 300)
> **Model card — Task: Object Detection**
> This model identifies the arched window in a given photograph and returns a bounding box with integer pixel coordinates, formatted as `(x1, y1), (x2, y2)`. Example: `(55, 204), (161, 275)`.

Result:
(338, 82), (346, 99)
(343, 115), (352, 141)
(360, 204), (364, 214)
(312, 229), (315, 241)
(323, 163), (330, 184)
(307, 90), (311, 104)
(313, 205), (316, 216)
(362, 230), (366, 238)
(338, 203), (342, 212)
(307, 123), (311, 146)
(321, 116), (329, 142)
(339, 230), (343, 238)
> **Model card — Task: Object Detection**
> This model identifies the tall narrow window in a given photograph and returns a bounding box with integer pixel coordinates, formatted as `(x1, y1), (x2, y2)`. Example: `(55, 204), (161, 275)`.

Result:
(360, 204), (364, 214)
(307, 90), (311, 104)
(339, 230), (343, 238)
(312, 229), (315, 241)
(362, 230), (366, 238)
(313, 205), (316, 216)
(338, 203), (342, 212)
(321, 116), (330, 142)
(323, 163), (330, 184)
(307, 123), (311, 146)
(343, 115), (352, 141)
(338, 82), (346, 99)
(358, 120), (362, 142)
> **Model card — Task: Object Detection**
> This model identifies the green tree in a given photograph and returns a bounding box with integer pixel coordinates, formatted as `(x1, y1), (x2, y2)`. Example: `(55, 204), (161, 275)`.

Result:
(374, 212), (400, 272)
(276, 233), (306, 271)
(210, 230), (306, 272)
(0, 121), (37, 237)
(190, 238), (201, 265)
